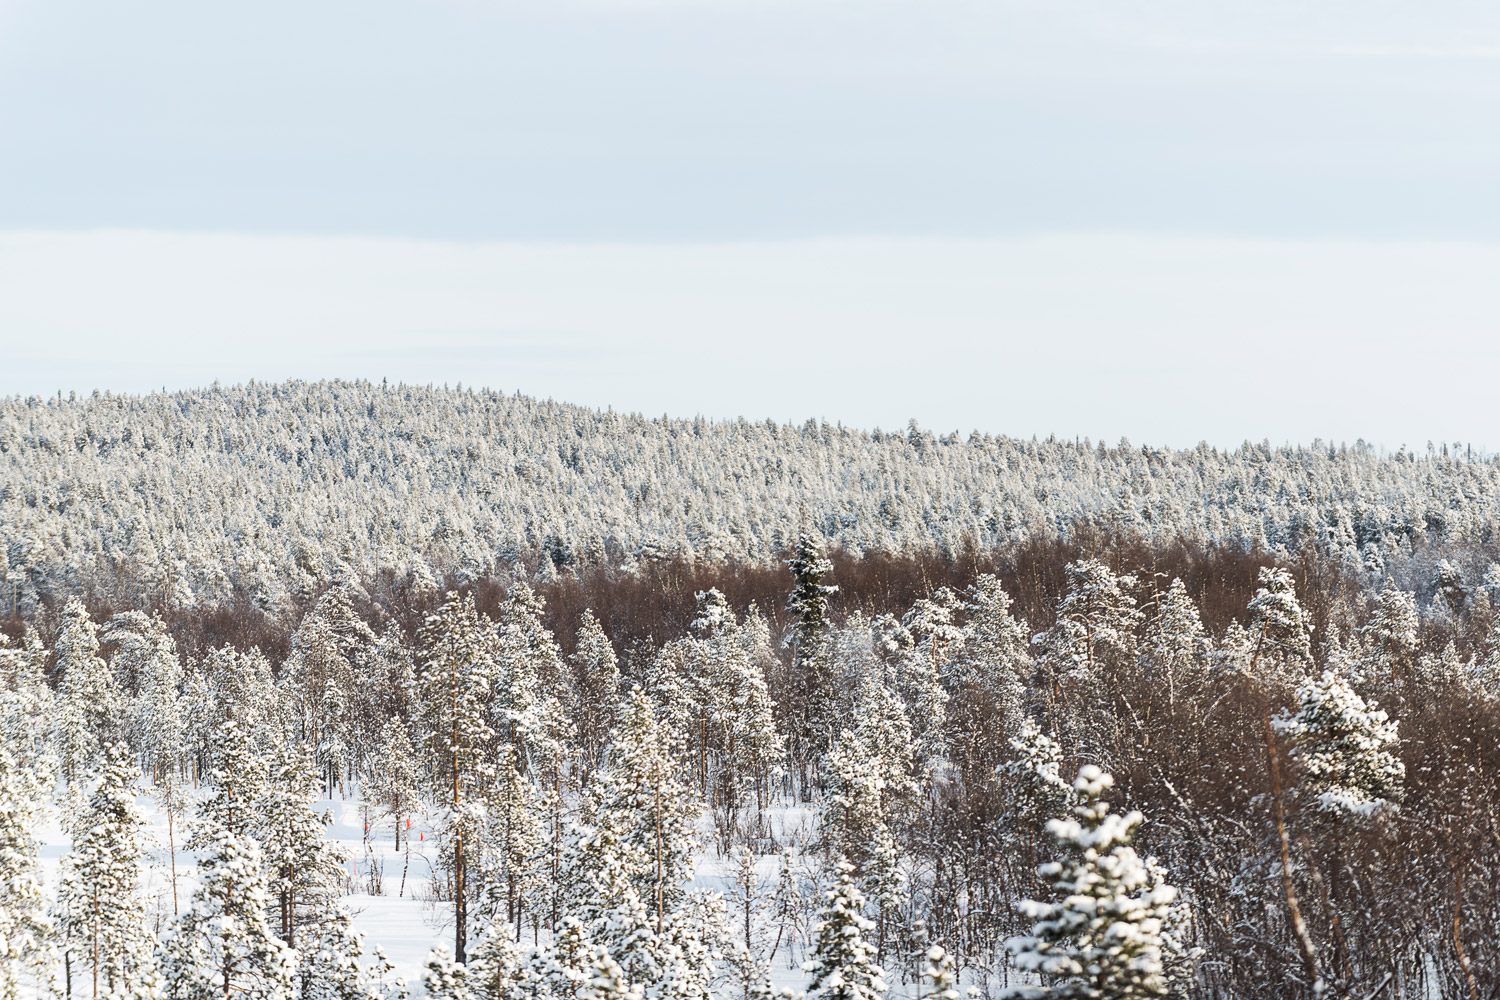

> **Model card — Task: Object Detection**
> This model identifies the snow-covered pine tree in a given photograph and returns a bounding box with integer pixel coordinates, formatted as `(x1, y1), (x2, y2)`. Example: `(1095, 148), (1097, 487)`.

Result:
(367, 716), (423, 852)
(0, 627), (55, 785)
(1034, 560), (1141, 690)
(195, 717), (267, 841)
(479, 745), (544, 935)
(851, 678), (916, 812)
(595, 687), (700, 931)
(422, 946), (474, 1000)
(570, 609), (621, 776)
(282, 590), (376, 795)
(656, 889), (726, 1000)
(785, 534), (838, 666)
(901, 588), (961, 767)
(255, 741), (350, 949)
(1275, 671), (1404, 816)
(55, 741), (161, 1000)
(494, 581), (567, 760)
(802, 858), (887, 1000)
(1139, 579), (1208, 709)
(363, 623), (416, 752)
(292, 905), (387, 1000)
(1003, 765), (1191, 1000)
(525, 917), (592, 1000)
(1432, 559), (1467, 619)
(821, 730), (888, 875)
(53, 597), (121, 783)
(0, 742), (54, 1000)
(1005, 718), (1072, 830)
(1245, 567), (1313, 678)
(726, 846), (772, 1000)
(784, 534), (840, 778)
(920, 945), (960, 1000)
(958, 574), (1030, 710)
(418, 591), (500, 964)
(1360, 579), (1419, 684)
(465, 921), (524, 1000)
(161, 822), (295, 1000)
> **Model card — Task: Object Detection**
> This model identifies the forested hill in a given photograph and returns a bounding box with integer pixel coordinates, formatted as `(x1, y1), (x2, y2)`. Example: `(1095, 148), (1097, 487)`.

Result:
(1, 380), (1495, 611)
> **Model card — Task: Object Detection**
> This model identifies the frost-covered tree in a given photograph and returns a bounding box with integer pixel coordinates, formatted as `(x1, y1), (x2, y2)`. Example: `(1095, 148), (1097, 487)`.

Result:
(56, 742), (161, 1000)
(957, 574), (1030, 708)
(0, 627), (54, 784)
(1360, 579), (1419, 683)
(196, 717), (267, 840)
(479, 745), (544, 934)
(1275, 671), (1405, 816)
(576, 688), (700, 935)
(901, 588), (961, 766)
(803, 858), (886, 1000)
(1140, 579), (1208, 707)
(465, 921), (524, 1000)
(291, 905), (390, 1000)
(366, 717), (423, 852)
(1034, 560), (1141, 688)
(421, 946), (473, 1000)
(102, 611), (184, 772)
(1245, 567), (1313, 676)
(1005, 718), (1072, 829)
(570, 609), (621, 775)
(821, 730), (889, 873)
(786, 534), (838, 665)
(255, 741), (349, 949)
(1432, 559), (1466, 618)
(54, 597), (121, 782)
(161, 823), (295, 1000)
(920, 945), (960, 1000)
(1004, 766), (1192, 999)
(0, 743), (53, 1000)
(282, 587), (377, 794)
(419, 592), (500, 963)
(494, 581), (567, 760)
(850, 678), (916, 811)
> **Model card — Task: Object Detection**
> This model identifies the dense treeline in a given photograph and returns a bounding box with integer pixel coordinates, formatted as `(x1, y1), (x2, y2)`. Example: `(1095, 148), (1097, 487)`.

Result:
(3, 533), (1499, 999)
(4, 380), (1500, 618)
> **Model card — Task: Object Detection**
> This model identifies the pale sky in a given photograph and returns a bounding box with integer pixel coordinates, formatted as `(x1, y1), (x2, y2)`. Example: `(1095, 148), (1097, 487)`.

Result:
(1, 1), (1498, 448)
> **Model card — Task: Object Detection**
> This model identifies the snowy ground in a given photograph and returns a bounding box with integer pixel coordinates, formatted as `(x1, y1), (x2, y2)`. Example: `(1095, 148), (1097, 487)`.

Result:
(28, 787), (843, 997)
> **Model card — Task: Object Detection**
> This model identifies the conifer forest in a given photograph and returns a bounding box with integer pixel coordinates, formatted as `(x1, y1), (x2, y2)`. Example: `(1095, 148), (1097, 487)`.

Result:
(2, 381), (1499, 1000)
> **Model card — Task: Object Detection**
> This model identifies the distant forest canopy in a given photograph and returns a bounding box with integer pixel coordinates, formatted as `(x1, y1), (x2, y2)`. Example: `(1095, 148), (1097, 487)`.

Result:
(1, 379), (1496, 619)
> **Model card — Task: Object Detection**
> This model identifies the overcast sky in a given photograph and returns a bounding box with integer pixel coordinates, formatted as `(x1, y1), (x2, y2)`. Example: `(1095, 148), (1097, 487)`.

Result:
(2, 1), (1498, 447)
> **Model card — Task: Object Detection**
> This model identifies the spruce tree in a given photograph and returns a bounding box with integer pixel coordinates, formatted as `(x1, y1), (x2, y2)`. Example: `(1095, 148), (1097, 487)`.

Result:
(1275, 670), (1404, 816)
(1245, 567), (1313, 676)
(803, 858), (886, 1000)
(785, 534), (837, 666)
(1003, 766), (1191, 1000)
